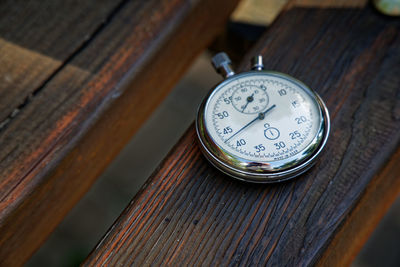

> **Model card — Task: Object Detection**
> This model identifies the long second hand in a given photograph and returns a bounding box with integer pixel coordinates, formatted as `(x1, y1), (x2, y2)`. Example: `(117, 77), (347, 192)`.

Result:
(225, 104), (276, 143)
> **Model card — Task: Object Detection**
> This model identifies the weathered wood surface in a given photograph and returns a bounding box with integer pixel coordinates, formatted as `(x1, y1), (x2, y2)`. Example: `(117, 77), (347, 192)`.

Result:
(85, 6), (400, 266)
(0, 0), (239, 265)
(231, 0), (367, 25)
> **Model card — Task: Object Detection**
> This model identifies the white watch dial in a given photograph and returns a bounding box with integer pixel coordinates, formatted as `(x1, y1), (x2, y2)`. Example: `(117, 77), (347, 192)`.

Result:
(204, 72), (322, 162)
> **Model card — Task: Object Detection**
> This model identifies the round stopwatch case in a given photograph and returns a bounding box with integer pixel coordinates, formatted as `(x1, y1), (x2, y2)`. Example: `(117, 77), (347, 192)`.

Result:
(196, 69), (330, 183)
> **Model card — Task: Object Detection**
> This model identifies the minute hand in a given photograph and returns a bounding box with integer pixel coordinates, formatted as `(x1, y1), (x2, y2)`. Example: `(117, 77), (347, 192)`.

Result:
(225, 104), (276, 143)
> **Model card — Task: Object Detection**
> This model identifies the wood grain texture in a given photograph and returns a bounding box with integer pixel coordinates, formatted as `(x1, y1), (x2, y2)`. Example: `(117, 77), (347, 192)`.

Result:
(85, 6), (400, 266)
(317, 148), (400, 266)
(0, 0), (121, 124)
(0, 0), (240, 265)
(290, 0), (367, 7)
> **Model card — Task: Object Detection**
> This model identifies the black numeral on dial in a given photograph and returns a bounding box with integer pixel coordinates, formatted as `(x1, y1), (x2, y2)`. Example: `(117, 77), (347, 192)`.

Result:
(217, 111), (229, 119)
(289, 131), (301, 139)
(223, 127), (233, 134)
(278, 89), (287, 96)
(254, 144), (265, 153)
(223, 97), (231, 104)
(237, 139), (246, 146)
(274, 141), (286, 150)
(295, 116), (307, 124)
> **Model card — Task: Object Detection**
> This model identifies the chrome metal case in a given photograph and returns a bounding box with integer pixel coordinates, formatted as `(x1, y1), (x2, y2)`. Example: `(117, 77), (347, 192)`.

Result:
(196, 71), (330, 183)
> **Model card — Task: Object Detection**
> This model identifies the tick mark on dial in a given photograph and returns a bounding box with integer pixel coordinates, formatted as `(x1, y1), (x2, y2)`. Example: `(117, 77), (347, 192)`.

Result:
(232, 85), (269, 114)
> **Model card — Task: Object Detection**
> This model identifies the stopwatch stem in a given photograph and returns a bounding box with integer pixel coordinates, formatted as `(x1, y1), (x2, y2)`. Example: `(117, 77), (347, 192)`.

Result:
(211, 52), (235, 78)
(251, 55), (264, 71)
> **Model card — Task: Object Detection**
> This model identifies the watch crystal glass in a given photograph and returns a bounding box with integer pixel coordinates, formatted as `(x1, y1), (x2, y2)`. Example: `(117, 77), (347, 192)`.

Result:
(204, 72), (321, 164)
(196, 53), (330, 183)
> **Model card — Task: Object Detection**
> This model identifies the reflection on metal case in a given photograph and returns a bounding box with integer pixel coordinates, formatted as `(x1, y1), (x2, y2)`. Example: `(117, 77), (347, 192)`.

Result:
(196, 52), (330, 183)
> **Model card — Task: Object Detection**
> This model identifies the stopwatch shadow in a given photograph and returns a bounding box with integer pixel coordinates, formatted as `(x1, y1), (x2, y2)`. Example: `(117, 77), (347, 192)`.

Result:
(200, 154), (310, 188)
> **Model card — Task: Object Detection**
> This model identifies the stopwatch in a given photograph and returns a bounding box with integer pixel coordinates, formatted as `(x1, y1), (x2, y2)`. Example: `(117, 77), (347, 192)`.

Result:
(196, 52), (330, 183)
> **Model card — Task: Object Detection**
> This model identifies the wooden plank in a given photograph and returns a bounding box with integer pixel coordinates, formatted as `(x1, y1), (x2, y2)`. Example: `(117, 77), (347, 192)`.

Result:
(0, 0), (240, 265)
(0, 0), (122, 124)
(84, 5), (400, 266)
(230, 0), (368, 26)
(231, 0), (289, 25)
(317, 148), (400, 266)
(290, 0), (367, 7)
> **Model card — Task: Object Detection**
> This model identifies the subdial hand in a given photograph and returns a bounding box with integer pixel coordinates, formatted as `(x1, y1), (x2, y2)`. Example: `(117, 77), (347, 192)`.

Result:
(241, 93), (254, 112)
(225, 104), (276, 143)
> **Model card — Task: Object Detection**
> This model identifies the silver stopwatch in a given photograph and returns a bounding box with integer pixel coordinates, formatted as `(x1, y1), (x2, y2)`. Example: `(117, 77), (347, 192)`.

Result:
(196, 52), (330, 183)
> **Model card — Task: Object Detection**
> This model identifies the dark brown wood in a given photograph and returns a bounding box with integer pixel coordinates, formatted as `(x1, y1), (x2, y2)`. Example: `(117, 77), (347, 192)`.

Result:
(0, 0), (240, 265)
(317, 148), (400, 266)
(84, 6), (400, 266)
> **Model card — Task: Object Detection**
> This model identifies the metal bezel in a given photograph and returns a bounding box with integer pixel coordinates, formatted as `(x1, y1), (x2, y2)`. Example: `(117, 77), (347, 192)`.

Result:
(196, 71), (330, 183)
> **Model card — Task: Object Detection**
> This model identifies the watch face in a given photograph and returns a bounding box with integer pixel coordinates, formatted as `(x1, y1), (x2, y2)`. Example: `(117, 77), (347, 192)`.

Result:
(197, 71), (329, 182)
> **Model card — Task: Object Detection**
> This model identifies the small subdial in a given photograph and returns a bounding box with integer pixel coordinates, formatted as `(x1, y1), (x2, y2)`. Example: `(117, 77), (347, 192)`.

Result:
(231, 85), (269, 114)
